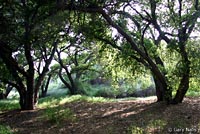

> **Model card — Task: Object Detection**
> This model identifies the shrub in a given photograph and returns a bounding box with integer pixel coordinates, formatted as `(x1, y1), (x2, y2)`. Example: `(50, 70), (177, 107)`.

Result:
(94, 87), (116, 98)
(0, 125), (12, 134)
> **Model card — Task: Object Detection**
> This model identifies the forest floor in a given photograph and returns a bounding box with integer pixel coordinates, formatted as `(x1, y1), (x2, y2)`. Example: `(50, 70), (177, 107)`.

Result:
(1, 96), (200, 134)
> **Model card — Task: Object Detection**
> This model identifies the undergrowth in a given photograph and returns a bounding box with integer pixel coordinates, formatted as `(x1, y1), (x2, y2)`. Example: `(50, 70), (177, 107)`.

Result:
(43, 106), (76, 125)
(0, 125), (13, 134)
(0, 99), (19, 113)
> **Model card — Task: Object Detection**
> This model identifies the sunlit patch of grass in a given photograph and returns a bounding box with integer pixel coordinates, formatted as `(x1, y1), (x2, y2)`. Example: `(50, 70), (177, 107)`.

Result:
(116, 96), (157, 102)
(43, 106), (76, 125)
(38, 96), (62, 109)
(82, 96), (115, 103)
(0, 125), (13, 134)
(0, 99), (20, 113)
(128, 125), (145, 134)
(186, 91), (200, 97)
(38, 95), (114, 109)
(59, 95), (115, 103)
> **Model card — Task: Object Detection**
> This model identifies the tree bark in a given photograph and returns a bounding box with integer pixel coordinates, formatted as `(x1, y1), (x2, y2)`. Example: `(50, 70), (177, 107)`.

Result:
(34, 41), (58, 103)
(172, 72), (189, 103)
(57, 49), (78, 95)
(172, 46), (190, 104)
(153, 75), (164, 101)
(41, 74), (52, 97)
(58, 68), (77, 95)
(5, 85), (13, 98)
(25, 76), (35, 110)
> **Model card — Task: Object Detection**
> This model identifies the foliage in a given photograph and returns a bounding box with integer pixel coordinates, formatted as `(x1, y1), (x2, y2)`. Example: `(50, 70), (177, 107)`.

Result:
(0, 0), (64, 110)
(43, 106), (76, 125)
(1, 0), (200, 111)
(94, 86), (116, 98)
(128, 126), (144, 134)
(0, 125), (13, 134)
(0, 99), (19, 113)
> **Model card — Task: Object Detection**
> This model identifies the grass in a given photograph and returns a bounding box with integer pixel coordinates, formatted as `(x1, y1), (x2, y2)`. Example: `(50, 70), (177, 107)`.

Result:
(128, 126), (145, 134)
(38, 95), (114, 109)
(1, 92), (200, 134)
(43, 106), (76, 125)
(186, 90), (200, 97)
(0, 125), (13, 134)
(39, 95), (114, 127)
(128, 119), (167, 134)
(147, 119), (167, 132)
(0, 99), (19, 113)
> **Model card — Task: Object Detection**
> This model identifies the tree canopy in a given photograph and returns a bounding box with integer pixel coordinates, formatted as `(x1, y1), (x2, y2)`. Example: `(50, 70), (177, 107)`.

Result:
(1, 0), (200, 110)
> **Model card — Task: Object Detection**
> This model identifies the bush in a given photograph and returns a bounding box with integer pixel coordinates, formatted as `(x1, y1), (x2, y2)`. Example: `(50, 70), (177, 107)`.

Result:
(94, 86), (116, 98)
(0, 125), (12, 134)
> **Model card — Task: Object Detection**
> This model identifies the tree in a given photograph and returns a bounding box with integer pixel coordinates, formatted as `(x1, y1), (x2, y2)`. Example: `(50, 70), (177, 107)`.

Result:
(0, 83), (13, 99)
(56, 27), (97, 95)
(40, 74), (52, 98)
(61, 0), (200, 103)
(0, 1), (63, 110)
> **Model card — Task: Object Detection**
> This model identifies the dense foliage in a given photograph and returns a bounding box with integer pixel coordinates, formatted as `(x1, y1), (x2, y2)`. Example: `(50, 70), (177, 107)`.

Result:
(0, 0), (200, 110)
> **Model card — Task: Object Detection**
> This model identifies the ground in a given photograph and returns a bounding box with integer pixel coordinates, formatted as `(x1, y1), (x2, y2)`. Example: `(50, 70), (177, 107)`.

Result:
(0, 97), (200, 134)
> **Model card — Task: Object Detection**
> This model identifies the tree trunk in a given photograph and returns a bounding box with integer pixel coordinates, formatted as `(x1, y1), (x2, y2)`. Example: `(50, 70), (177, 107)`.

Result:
(41, 75), (51, 98)
(172, 73), (189, 104)
(0, 85), (13, 99)
(5, 85), (13, 98)
(0, 93), (5, 99)
(19, 91), (35, 110)
(172, 61), (190, 104)
(153, 75), (164, 101)
(147, 57), (172, 103)
(25, 81), (35, 110)
(21, 72), (35, 110)
(171, 39), (190, 104)
(34, 78), (44, 104)
(58, 68), (78, 95)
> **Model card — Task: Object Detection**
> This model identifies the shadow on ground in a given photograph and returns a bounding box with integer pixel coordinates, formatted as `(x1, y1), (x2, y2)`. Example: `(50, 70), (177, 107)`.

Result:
(0, 97), (200, 134)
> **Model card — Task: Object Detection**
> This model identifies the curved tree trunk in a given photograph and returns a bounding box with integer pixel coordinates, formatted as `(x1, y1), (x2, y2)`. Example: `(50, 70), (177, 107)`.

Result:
(152, 71), (172, 103)
(153, 75), (164, 101)
(172, 72), (189, 103)
(172, 46), (190, 104)
(0, 85), (13, 99)
(41, 74), (52, 98)
(58, 68), (77, 95)
(5, 85), (13, 98)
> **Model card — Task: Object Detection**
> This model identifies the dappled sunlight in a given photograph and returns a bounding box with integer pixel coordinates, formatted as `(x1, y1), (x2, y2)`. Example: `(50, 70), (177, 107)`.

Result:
(38, 98), (60, 109)
(102, 107), (127, 117)
(120, 110), (141, 118)
(0, 99), (20, 112)
(50, 95), (114, 106)
(1, 97), (200, 134)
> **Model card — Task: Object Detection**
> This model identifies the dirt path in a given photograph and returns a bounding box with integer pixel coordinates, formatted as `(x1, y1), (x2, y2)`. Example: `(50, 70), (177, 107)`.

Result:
(1, 97), (200, 134)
